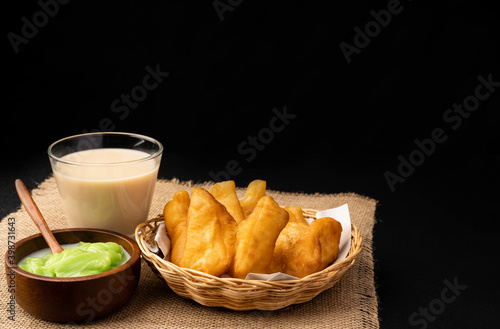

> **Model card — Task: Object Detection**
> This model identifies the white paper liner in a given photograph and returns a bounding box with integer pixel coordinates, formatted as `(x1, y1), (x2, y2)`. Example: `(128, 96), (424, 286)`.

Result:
(146, 203), (351, 281)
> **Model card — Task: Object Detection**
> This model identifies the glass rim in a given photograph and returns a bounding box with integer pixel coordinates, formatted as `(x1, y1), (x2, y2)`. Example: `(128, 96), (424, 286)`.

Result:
(47, 132), (163, 166)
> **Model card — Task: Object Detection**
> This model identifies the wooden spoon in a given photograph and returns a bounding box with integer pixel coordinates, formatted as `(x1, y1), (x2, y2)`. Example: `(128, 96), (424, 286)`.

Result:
(15, 179), (64, 254)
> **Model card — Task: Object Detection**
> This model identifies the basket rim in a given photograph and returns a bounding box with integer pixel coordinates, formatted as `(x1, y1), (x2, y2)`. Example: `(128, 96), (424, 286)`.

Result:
(135, 209), (363, 286)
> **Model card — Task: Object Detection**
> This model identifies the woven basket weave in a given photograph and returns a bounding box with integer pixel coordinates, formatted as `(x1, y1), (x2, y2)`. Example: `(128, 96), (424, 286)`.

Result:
(135, 209), (362, 311)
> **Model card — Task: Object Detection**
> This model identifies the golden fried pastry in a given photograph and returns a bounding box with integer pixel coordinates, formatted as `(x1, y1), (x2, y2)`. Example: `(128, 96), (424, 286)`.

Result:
(230, 196), (289, 279)
(179, 188), (237, 277)
(208, 180), (245, 224)
(284, 206), (308, 225)
(283, 217), (342, 278)
(269, 222), (308, 273)
(240, 179), (266, 218)
(163, 190), (190, 265)
(269, 207), (310, 273)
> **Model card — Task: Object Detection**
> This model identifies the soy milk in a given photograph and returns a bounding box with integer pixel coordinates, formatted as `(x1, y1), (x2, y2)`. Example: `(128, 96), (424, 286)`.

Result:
(53, 148), (159, 237)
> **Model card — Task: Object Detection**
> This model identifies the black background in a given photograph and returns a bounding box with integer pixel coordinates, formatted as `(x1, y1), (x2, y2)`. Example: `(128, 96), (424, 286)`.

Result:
(2, 0), (499, 328)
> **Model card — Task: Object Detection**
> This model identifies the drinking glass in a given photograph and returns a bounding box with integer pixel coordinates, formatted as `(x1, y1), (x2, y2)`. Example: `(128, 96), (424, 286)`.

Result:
(48, 132), (163, 237)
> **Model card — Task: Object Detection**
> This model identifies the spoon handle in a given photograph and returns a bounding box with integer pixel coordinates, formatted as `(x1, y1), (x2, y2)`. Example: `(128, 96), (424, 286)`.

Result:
(15, 179), (64, 254)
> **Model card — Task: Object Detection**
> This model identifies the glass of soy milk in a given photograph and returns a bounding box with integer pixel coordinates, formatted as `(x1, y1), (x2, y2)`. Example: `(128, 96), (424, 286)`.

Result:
(48, 132), (163, 237)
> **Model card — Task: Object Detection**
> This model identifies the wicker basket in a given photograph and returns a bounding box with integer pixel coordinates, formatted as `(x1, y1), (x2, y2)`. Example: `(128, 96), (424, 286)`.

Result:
(135, 209), (362, 311)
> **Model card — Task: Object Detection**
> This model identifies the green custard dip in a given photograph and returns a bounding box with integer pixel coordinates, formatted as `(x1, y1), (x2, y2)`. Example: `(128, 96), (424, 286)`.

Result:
(19, 241), (128, 278)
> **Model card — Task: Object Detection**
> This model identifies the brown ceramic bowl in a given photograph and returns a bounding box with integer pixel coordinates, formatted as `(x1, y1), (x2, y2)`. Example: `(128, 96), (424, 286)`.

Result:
(5, 228), (141, 323)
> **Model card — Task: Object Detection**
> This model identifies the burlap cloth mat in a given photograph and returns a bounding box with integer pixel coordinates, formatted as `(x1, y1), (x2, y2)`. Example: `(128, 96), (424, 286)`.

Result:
(1, 176), (379, 328)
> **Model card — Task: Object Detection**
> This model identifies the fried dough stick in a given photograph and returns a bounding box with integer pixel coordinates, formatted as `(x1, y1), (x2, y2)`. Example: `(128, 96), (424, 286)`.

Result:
(163, 190), (190, 265)
(283, 217), (342, 278)
(240, 180), (266, 218)
(209, 180), (245, 224)
(230, 196), (289, 279)
(269, 206), (309, 273)
(179, 188), (237, 277)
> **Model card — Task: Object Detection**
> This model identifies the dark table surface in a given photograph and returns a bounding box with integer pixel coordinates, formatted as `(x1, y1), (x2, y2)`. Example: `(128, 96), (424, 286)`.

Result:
(3, 1), (499, 328)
